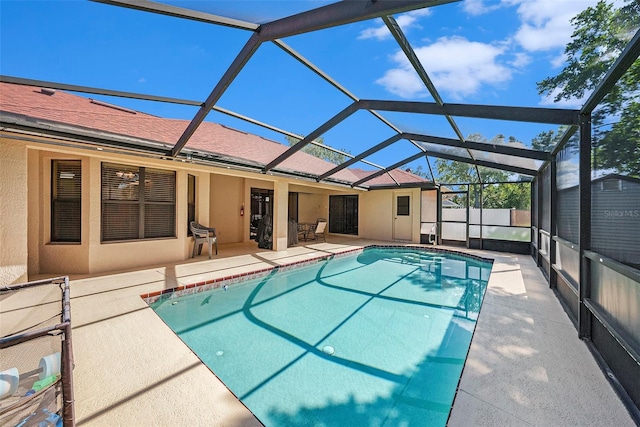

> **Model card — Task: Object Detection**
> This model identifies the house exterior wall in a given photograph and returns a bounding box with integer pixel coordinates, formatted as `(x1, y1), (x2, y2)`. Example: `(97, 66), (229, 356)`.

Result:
(358, 188), (421, 243)
(33, 150), (91, 274)
(87, 160), (189, 274)
(298, 193), (326, 223)
(1, 138), (29, 284)
(210, 174), (244, 244)
(360, 190), (393, 241)
(1, 132), (430, 282)
(273, 180), (289, 250)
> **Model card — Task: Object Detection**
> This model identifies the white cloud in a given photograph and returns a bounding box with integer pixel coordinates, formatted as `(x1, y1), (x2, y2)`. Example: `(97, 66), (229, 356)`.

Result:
(512, 0), (599, 51)
(358, 19), (389, 41)
(539, 86), (588, 108)
(376, 68), (426, 98)
(462, 0), (509, 16)
(550, 52), (567, 68)
(358, 9), (431, 41)
(510, 52), (532, 68)
(376, 36), (512, 99)
(138, 77), (146, 83)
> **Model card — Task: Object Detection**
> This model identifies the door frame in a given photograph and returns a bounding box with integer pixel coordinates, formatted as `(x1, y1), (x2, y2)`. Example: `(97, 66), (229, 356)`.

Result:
(393, 192), (413, 241)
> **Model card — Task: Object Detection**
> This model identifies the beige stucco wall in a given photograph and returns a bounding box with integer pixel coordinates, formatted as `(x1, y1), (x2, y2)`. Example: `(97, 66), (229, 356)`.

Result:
(2, 131), (430, 279)
(359, 188), (422, 243)
(298, 193), (327, 223)
(273, 180), (289, 250)
(87, 158), (190, 274)
(360, 190), (393, 241)
(0, 138), (29, 284)
(7, 134), (240, 277)
(210, 174), (244, 244)
(31, 150), (91, 275)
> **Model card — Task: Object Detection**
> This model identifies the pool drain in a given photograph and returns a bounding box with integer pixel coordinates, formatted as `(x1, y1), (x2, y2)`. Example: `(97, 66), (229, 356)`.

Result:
(216, 350), (224, 357)
(322, 345), (335, 355)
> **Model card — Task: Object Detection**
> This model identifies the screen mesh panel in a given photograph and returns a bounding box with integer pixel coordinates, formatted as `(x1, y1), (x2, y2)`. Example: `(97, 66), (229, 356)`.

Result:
(556, 140), (580, 244)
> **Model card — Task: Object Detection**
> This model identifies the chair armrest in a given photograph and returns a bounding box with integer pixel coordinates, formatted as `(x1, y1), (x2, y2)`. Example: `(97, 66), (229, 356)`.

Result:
(192, 228), (209, 238)
(195, 223), (216, 237)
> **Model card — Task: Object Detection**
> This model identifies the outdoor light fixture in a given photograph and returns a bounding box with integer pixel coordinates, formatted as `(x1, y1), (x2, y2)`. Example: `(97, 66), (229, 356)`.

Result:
(115, 171), (136, 179)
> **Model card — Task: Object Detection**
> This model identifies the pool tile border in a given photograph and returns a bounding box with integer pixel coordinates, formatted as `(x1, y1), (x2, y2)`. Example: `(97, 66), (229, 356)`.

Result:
(141, 245), (493, 304)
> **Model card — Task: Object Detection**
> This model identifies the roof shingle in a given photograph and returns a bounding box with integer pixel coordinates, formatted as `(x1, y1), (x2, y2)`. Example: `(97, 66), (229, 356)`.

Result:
(1, 82), (430, 188)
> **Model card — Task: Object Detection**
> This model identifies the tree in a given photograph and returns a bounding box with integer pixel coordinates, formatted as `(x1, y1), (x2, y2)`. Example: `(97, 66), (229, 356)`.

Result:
(285, 135), (350, 165)
(481, 182), (531, 210)
(436, 133), (517, 184)
(536, 0), (639, 177)
(597, 101), (640, 174)
(434, 133), (531, 209)
(531, 126), (577, 152)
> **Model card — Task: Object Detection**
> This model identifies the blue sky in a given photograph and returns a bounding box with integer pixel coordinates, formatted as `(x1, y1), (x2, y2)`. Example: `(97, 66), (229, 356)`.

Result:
(1, 0), (605, 175)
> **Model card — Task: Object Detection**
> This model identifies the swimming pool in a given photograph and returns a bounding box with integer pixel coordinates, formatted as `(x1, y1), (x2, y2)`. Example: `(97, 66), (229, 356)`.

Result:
(151, 247), (492, 426)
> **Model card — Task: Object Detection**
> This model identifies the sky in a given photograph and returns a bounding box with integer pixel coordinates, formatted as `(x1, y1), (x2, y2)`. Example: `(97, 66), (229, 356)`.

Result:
(0, 0), (614, 177)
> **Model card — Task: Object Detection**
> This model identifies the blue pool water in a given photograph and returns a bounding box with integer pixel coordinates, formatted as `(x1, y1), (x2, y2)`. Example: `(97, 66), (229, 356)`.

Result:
(152, 248), (492, 426)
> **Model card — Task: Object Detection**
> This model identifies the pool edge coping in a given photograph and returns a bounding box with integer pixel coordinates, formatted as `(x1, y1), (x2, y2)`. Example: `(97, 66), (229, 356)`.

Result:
(140, 245), (494, 305)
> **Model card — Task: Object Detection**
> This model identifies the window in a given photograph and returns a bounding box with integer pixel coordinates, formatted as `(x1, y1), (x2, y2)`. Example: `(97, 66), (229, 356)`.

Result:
(187, 174), (196, 236)
(101, 163), (175, 241)
(601, 179), (622, 192)
(397, 196), (410, 216)
(329, 195), (358, 235)
(51, 160), (81, 242)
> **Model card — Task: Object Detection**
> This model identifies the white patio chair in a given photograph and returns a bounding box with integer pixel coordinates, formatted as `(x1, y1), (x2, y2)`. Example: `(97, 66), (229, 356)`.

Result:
(190, 221), (218, 259)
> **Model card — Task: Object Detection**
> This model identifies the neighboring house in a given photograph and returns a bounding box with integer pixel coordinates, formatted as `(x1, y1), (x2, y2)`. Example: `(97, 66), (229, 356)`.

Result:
(0, 82), (431, 283)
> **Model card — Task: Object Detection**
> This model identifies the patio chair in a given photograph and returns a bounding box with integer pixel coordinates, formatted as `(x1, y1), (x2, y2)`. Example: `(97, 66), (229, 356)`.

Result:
(190, 221), (218, 259)
(297, 222), (309, 242)
(309, 220), (327, 242)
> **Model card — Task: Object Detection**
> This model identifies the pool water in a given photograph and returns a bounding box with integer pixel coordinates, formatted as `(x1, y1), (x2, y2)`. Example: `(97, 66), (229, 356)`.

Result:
(152, 248), (492, 426)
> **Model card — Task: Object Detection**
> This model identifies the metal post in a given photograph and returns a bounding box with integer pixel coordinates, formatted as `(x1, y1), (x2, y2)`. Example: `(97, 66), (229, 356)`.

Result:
(530, 178), (535, 258)
(578, 113), (592, 339)
(466, 185), (470, 249)
(436, 186), (442, 245)
(549, 158), (557, 289)
(61, 276), (76, 426)
(537, 176), (543, 266)
(479, 184), (484, 250)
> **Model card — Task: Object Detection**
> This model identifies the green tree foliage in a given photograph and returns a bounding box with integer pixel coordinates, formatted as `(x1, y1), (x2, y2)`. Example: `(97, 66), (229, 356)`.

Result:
(531, 125), (577, 152)
(435, 133), (531, 209)
(436, 134), (519, 184)
(597, 101), (640, 174)
(481, 183), (531, 209)
(285, 135), (350, 165)
(536, 0), (639, 176)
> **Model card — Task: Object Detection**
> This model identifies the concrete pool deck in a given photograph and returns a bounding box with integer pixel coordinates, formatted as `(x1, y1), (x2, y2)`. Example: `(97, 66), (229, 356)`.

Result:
(4, 239), (635, 426)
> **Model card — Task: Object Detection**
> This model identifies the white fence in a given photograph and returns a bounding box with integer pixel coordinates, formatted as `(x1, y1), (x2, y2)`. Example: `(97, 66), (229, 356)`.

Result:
(440, 208), (530, 242)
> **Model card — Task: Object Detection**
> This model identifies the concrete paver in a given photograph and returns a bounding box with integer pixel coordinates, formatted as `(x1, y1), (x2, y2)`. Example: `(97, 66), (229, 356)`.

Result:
(2, 240), (634, 426)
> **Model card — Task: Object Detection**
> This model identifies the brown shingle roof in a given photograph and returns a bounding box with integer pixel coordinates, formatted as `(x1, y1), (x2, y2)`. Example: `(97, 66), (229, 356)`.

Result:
(1, 82), (430, 188)
(350, 168), (429, 186)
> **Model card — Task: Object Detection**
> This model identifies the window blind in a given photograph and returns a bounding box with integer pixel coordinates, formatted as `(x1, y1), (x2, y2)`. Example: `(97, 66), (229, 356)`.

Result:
(101, 163), (175, 241)
(51, 160), (81, 242)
